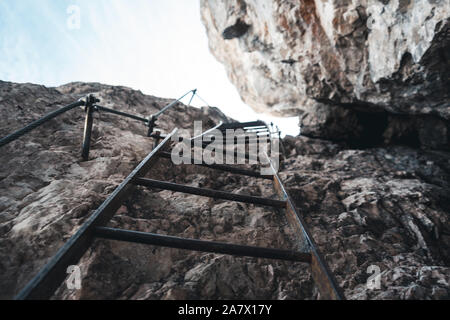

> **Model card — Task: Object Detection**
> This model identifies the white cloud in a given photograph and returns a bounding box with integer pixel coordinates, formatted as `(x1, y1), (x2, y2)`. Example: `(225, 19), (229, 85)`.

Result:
(0, 0), (299, 136)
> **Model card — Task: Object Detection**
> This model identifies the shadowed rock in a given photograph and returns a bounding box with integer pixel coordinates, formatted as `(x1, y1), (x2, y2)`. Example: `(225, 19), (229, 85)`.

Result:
(222, 19), (250, 40)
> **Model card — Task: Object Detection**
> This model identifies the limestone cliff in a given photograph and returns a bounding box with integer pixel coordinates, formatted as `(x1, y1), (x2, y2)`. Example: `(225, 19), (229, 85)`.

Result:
(200, 0), (450, 149)
(0, 81), (449, 299)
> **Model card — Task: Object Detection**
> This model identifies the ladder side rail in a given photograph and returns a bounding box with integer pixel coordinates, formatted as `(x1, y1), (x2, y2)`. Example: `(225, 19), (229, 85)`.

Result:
(264, 153), (345, 300)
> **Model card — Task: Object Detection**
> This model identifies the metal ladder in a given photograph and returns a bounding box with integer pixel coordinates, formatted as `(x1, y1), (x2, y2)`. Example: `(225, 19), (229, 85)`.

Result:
(15, 121), (345, 300)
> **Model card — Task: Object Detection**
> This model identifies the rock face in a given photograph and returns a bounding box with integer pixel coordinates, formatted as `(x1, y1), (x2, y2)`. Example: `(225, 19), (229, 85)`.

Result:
(0, 81), (310, 300)
(1, 81), (449, 300)
(200, 0), (450, 149)
(282, 136), (450, 299)
(0, 81), (236, 299)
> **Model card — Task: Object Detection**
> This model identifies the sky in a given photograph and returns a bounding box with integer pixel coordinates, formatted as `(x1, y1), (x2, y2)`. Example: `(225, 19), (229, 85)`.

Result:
(0, 0), (299, 136)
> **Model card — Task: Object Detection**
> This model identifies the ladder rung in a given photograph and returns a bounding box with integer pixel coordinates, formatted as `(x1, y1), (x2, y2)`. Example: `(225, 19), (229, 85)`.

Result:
(158, 152), (273, 180)
(190, 141), (260, 162)
(134, 178), (286, 208)
(154, 135), (270, 143)
(242, 131), (270, 135)
(14, 129), (179, 300)
(244, 126), (269, 131)
(152, 138), (263, 162)
(94, 227), (311, 263)
(153, 132), (271, 142)
(220, 121), (267, 130)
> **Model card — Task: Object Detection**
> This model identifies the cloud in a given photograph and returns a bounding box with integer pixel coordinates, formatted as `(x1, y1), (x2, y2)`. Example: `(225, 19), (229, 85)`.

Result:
(0, 0), (299, 136)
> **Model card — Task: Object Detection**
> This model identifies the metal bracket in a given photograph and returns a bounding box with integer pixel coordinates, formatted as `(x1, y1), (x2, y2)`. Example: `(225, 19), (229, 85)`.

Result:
(81, 94), (100, 161)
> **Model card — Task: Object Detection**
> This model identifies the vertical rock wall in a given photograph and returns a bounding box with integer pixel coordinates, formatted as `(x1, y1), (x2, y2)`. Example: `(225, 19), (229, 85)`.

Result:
(200, 0), (450, 149)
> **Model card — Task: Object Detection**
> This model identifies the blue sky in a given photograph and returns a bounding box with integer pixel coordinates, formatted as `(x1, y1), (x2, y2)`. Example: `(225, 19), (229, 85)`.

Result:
(0, 0), (299, 135)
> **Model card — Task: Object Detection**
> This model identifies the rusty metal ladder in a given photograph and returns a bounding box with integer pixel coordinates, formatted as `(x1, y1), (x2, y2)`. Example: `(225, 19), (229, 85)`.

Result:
(15, 122), (344, 300)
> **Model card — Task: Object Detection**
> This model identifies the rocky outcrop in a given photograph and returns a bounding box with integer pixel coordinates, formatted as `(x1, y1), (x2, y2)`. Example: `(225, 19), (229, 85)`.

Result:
(0, 81), (234, 299)
(200, 0), (450, 149)
(282, 135), (450, 299)
(1, 81), (449, 300)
